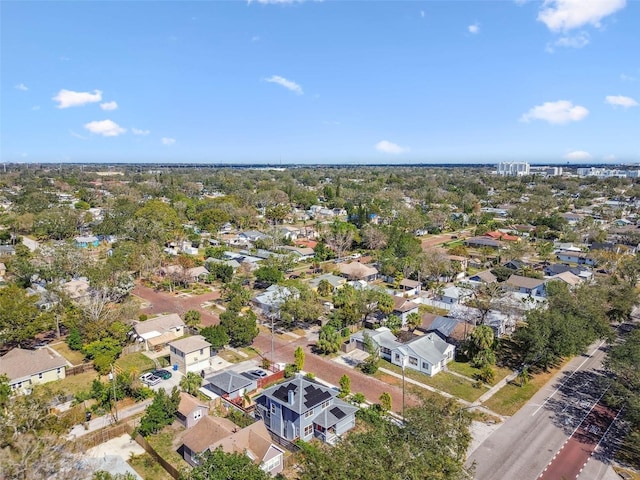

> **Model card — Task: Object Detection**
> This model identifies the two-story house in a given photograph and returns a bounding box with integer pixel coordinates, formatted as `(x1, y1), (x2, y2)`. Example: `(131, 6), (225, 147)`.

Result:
(168, 335), (212, 374)
(504, 274), (546, 297)
(254, 377), (358, 445)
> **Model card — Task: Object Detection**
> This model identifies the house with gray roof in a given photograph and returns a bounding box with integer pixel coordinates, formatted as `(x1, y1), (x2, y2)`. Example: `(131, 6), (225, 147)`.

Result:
(252, 285), (296, 314)
(254, 376), (358, 445)
(308, 273), (346, 292)
(390, 333), (455, 377)
(505, 274), (546, 297)
(466, 270), (497, 286)
(204, 370), (256, 400)
(349, 327), (400, 361)
(169, 335), (212, 374)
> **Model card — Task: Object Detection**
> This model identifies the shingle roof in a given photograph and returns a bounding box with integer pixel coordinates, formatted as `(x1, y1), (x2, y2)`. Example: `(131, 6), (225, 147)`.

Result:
(258, 377), (337, 415)
(182, 415), (237, 453)
(169, 335), (211, 353)
(178, 392), (207, 417)
(206, 371), (254, 394)
(393, 296), (420, 313)
(0, 348), (67, 382)
(133, 313), (184, 336)
(395, 333), (453, 366)
(505, 274), (545, 290)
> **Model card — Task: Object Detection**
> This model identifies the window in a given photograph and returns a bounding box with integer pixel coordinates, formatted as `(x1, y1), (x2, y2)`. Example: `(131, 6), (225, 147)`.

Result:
(394, 353), (400, 362)
(270, 404), (276, 415)
(193, 409), (202, 420)
(321, 400), (330, 410)
(381, 347), (391, 355)
(304, 424), (313, 437)
(409, 356), (418, 366)
(57, 367), (62, 374)
(422, 362), (429, 370)
(304, 408), (314, 418)
(315, 424), (325, 432)
(262, 456), (281, 472)
(38, 372), (43, 379)
(199, 348), (204, 355)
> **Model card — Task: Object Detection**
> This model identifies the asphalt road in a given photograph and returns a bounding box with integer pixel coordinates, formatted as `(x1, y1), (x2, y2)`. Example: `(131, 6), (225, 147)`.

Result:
(468, 339), (612, 480)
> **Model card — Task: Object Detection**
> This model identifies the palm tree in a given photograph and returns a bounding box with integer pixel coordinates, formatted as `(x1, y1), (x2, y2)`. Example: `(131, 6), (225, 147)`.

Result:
(180, 372), (203, 396)
(406, 312), (421, 331)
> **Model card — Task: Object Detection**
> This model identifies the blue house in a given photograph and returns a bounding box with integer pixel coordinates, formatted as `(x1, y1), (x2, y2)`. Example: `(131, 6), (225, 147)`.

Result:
(254, 377), (358, 445)
(74, 235), (99, 248)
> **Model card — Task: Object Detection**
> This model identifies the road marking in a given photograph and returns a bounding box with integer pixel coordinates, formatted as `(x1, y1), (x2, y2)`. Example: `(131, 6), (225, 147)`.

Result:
(532, 339), (606, 416)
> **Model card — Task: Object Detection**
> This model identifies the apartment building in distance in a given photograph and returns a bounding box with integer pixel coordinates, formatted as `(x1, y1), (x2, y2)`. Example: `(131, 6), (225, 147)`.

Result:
(496, 162), (530, 176)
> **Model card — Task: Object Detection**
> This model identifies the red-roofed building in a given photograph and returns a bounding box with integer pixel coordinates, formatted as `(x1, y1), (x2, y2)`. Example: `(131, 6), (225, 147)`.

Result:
(484, 231), (519, 242)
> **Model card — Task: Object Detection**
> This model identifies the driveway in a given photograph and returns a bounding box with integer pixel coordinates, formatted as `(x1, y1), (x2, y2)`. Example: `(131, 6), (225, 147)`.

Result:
(133, 283), (220, 327)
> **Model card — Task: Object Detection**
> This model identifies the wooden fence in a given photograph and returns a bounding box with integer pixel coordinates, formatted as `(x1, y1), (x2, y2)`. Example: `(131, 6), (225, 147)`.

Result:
(133, 433), (182, 480)
(66, 362), (95, 376)
(75, 421), (135, 451)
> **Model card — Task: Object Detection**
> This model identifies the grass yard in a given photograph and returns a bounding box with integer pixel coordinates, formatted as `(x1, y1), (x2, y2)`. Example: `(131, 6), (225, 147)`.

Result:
(377, 360), (488, 403)
(129, 453), (174, 480)
(147, 425), (190, 472)
(447, 360), (513, 386)
(217, 347), (259, 363)
(483, 365), (562, 416)
(116, 352), (156, 374)
(50, 341), (85, 365)
(56, 371), (98, 396)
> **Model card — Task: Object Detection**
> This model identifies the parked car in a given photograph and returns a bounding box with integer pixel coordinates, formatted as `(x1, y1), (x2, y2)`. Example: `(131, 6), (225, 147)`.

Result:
(245, 369), (268, 379)
(152, 369), (172, 380)
(139, 373), (162, 386)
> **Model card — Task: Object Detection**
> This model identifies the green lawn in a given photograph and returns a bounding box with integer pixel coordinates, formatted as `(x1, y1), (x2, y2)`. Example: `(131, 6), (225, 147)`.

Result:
(377, 360), (488, 403)
(447, 360), (513, 386)
(483, 365), (561, 416)
(217, 347), (259, 364)
(147, 425), (190, 473)
(116, 352), (156, 375)
(50, 341), (85, 365)
(55, 371), (98, 396)
(129, 453), (174, 480)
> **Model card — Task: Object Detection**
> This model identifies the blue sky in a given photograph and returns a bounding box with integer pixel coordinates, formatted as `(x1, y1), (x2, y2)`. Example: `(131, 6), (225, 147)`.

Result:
(2, 0), (639, 164)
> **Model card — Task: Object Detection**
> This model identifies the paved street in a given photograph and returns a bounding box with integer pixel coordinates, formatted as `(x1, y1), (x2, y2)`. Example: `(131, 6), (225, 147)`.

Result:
(468, 339), (614, 480)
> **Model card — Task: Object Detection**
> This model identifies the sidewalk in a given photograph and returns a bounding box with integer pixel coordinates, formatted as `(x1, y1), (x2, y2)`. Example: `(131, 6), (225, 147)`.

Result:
(67, 398), (153, 440)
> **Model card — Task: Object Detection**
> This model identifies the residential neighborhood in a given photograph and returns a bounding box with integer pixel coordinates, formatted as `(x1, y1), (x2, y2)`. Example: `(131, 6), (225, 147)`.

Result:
(0, 163), (639, 480)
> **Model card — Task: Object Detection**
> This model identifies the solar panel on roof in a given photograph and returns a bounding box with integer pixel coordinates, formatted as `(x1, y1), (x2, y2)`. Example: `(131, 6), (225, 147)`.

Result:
(303, 385), (332, 408)
(273, 383), (297, 402)
(330, 407), (345, 419)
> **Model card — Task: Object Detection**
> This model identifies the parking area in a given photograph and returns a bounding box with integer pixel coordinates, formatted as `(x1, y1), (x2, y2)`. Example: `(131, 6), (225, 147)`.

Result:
(333, 349), (370, 368)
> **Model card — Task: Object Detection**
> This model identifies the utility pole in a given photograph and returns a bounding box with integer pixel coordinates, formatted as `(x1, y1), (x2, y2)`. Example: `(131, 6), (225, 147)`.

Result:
(110, 364), (118, 423)
(401, 353), (406, 421)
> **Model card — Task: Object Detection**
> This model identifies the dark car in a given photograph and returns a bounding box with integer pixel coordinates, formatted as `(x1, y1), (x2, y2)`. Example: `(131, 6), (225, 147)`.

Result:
(152, 369), (172, 380)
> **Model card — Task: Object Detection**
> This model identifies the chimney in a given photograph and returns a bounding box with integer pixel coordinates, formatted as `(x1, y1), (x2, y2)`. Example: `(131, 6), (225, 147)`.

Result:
(288, 389), (295, 405)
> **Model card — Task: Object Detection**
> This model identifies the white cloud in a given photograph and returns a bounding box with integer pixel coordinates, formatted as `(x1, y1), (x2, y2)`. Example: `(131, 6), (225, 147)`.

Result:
(132, 128), (150, 136)
(53, 89), (102, 108)
(161, 137), (176, 146)
(83, 119), (126, 137)
(603, 154), (616, 161)
(605, 95), (638, 108)
(550, 31), (590, 50)
(100, 101), (118, 111)
(265, 75), (303, 95)
(563, 150), (592, 160)
(620, 73), (636, 82)
(375, 140), (410, 154)
(538, 0), (626, 32)
(468, 23), (480, 34)
(520, 100), (589, 124)
(15, 83), (28, 91)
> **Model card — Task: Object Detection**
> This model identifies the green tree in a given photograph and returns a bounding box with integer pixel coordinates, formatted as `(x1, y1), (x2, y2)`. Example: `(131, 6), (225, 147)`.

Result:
(0, 284), (49, 347)
(379, 391), (392, 412)
(407, 312), (421, 331)
(0, 374), (11, 409)
(188, 447), (271, 480)
(604, 328), (640, 427)
(254, 266), (284, 286)
(200, 325), (230, 350)
(315, 325), (342, 354)
(66, 327), (83, 351)
(466, 325), (496, 368)
(180, 372), (203, 396)
(294, 346), (305, 372)
(82, 338), (123, 374)
(317, 279), (333, 298)
(138, 387), (180, 436)
(220, 308), (259, 348)
(385, 314), (402, 333)
(339, 374), (351, 398)
(184, 310), (201, 329)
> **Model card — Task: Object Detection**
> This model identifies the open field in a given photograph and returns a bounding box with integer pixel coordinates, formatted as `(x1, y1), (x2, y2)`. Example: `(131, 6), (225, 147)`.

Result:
(447, 360), (513, 387)
(55, 370), (97, 396)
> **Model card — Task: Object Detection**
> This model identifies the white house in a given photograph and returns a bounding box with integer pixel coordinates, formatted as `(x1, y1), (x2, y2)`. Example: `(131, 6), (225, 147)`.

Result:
(132, 313), (186, 351)
(169, 336), (212, 374)
(390, 333), (455, 377)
